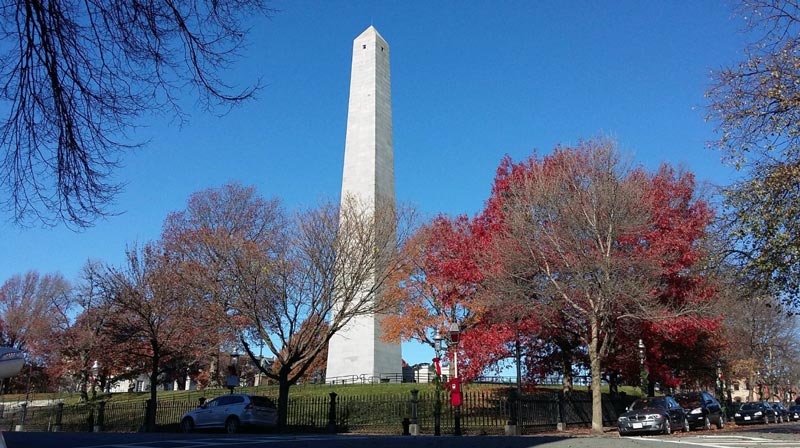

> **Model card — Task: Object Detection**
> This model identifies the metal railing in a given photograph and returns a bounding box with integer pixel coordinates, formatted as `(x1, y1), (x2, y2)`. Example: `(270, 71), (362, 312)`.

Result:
(0, 388), (634, 435)
(323, 373), (406, 385)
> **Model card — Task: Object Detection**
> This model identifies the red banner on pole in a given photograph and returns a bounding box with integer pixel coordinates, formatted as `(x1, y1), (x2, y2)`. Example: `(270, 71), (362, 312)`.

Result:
(449, 377), (462, 406)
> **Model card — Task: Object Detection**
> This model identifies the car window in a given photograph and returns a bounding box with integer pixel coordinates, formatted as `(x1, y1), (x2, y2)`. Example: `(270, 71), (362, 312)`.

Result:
(790, 406), (800, 412)
(632, 398), (666, 410)
(675, 394), (701, 408)
(216, 396), (237, 406)
(250, 396), (277, 408)
(740, 403), (759, 411)
(205, 398), (222, 408)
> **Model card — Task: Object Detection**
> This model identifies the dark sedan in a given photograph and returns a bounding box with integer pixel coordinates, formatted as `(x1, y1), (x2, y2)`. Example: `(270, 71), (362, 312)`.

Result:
(789, 405), (800, 422)
(733, 402), (778, 425)
(618, 396), (689, 436)
(770, 402), (789, 422)
(674, 391), (725, 430)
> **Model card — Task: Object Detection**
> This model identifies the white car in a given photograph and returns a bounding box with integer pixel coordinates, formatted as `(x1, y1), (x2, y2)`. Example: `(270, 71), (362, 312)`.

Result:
(0, 347), (24, 379)
(181, 394), (278, 433)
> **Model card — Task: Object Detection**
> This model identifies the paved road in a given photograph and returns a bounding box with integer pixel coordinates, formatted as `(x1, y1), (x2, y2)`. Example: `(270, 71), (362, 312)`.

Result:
(633, 435), (800, 447)
(3, 424), (799, 448)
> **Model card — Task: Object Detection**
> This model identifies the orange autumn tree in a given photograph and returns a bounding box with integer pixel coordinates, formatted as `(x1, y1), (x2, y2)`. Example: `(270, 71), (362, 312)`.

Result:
(383, 215), (514, 379)
(97, 243), (220, 431)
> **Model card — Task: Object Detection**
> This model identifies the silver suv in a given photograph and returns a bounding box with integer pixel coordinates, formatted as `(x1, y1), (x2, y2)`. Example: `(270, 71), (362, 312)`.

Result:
(181, 394), (278, 433)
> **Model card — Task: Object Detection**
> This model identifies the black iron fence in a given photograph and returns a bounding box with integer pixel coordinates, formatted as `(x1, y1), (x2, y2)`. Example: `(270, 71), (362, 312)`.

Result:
(0, 389), (634, 435)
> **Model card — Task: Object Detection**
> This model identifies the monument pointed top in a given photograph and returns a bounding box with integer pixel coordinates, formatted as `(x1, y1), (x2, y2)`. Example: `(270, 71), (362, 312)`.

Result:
(357, 25), (386, 42)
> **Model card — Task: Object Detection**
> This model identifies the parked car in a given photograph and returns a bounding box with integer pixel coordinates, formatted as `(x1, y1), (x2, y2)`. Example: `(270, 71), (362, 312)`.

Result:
(789, 405), (800, 422)
(733, 402), (778, 425)
(674, 391), (725, 430)
(769, 401), (790, 423)
(180, 394), (278, 433)
(617, 396), (689, 436)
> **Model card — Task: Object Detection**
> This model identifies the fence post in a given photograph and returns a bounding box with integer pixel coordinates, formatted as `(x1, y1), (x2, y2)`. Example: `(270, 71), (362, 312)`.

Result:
(409, 389), (419, 435)
(140, 399), (152, 432)
(557, 390), (566, 431)
(14, 403), (27, 432)
(434, 385), (441, 436)
(52, 402), (64, 432)
(326, 392), (337, 433)
(94, 401), (105, 432)
(505, 392), (517, 435)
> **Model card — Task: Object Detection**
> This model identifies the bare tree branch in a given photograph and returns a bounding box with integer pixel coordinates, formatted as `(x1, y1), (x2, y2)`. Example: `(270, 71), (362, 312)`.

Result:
(0, 0), (271, 226)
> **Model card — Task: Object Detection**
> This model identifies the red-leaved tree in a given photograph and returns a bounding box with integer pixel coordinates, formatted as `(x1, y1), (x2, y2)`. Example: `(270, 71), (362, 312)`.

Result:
(485, 138), (717, 432)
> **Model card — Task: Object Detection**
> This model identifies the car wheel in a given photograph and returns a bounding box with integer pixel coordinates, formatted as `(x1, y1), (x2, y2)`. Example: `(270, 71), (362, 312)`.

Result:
(703, 416), (711, 430)
(181, 417), (194, 433)
(225, 416), (240, 434)
(683, 417), (690, 432)
(663, 418), (672, 435)
(716, 415), (725, 429)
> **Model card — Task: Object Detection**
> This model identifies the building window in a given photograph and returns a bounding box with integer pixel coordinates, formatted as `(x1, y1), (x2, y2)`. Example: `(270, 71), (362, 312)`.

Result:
(362, 44), (366, 49)
(734, 382), (740, 391)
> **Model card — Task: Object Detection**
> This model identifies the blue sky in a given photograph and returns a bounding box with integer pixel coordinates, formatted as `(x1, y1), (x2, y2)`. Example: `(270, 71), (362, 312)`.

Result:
(2, 0), (748, 366)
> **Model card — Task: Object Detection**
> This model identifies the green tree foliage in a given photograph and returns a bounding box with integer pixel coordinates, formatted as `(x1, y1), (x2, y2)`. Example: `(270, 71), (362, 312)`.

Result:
(707, 0), (800, 306)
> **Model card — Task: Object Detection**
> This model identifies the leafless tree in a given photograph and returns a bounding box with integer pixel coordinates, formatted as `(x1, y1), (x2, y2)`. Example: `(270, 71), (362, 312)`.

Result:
(715, 271), (800, 401)
(238, 197), (414, 426)
(0, 1), (270, 227)
(163, 184), (416, 426)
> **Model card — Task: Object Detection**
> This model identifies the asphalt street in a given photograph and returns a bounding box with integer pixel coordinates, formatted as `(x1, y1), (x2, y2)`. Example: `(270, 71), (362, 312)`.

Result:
(2, 423), (799, 448)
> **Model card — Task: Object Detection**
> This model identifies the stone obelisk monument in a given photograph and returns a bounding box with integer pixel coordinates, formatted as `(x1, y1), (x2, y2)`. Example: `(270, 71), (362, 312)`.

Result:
(325, 26), (401, 383)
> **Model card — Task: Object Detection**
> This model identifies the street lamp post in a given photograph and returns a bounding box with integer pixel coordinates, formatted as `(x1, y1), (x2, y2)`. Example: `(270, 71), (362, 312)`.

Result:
(449, 322), (462, 437)
(227, 352), (240, 394)
(638, 339), (647, 397)
(91, 360), (100, 400)
(433, 332), (443, 437)
(716, 360), (726, 417)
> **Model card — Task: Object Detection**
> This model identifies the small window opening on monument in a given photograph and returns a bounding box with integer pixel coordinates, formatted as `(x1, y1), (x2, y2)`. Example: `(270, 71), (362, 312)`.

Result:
(381, 46), (384, 51)
(362, 44), (366, 49)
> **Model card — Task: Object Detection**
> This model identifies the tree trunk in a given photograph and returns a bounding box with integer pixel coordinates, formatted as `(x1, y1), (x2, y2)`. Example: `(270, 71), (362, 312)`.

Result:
(608, 371), (619, 395)
(209, 354), (219, 387)
(590, 318), (603, 434)
(79, 372), (89, 402)
(277, 371), (291, 428)
(562, 356), (573, 394)
(147, 354), (160, 432)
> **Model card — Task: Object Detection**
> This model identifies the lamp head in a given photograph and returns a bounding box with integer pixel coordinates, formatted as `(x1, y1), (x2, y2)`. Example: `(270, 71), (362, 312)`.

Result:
(449, 322), (460, 344)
